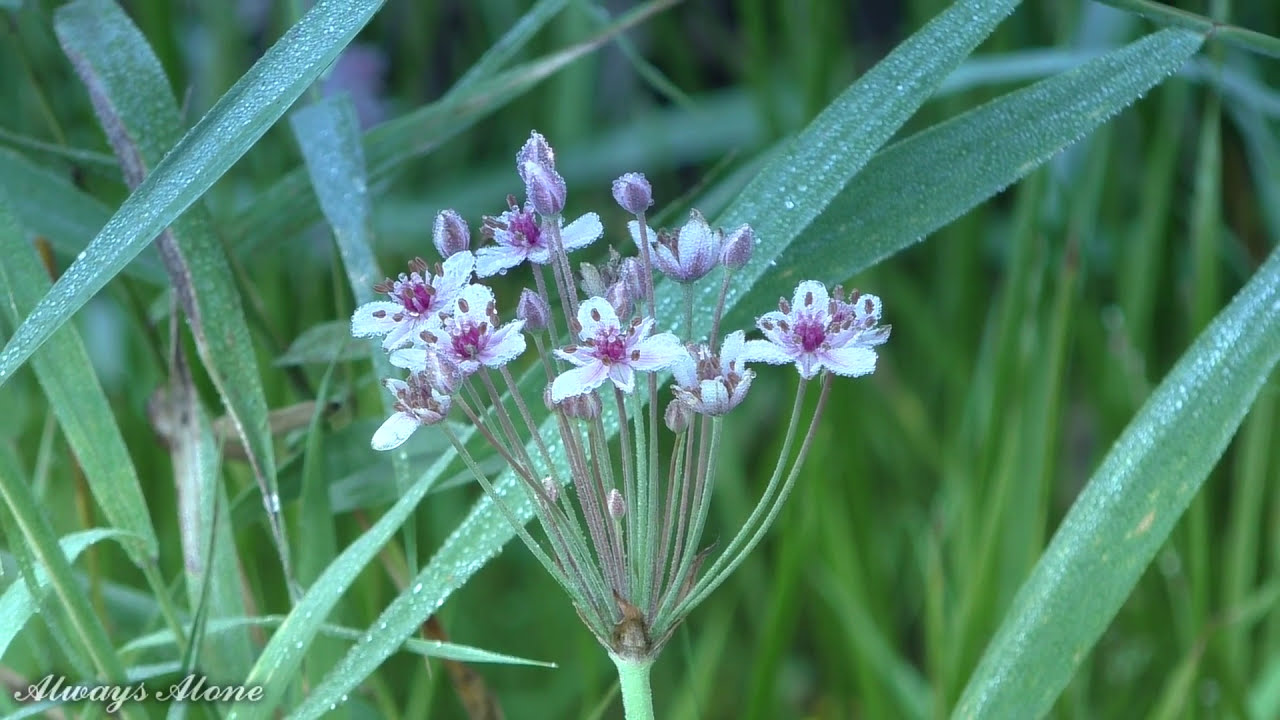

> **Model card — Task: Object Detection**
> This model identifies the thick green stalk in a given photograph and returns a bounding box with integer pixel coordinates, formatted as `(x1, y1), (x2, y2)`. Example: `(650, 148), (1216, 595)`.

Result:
(611, 653), (656, 720)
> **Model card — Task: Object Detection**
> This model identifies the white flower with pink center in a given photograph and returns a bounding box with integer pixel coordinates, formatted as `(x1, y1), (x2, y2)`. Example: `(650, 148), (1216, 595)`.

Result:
(475, 202), (602, 278)
(350, 252), (474, 350)
(741, 280), (889, 379)
(551, 297), (685, 402)
(371, 372), (452, 451)
(392, 284), (526, 376)
(672, 331), (755, 416)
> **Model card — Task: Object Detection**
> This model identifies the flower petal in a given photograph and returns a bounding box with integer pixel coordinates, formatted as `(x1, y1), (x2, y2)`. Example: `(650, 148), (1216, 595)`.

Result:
(437, 251), (476, 296)
(630, 332), (686, 372)
(755, 311), (793, 347)
(371, 412), (420, 451)
(554, 346), (595, 367)
(676, 210), (721, 279)
(475, 245), (528, 278)
(740, 338), (795, 365)
(698, 378), (730, 415)
(795, 352), (822, 379)
(551, 361), (610, 402)
(607, 362), (635, 393)
(381, 319), (422, 351)
(671, 346), (698, 389)
(576, 296), (620, 340)
(481, 320), (527, 367)
(560, 212), (603, 250)
(389, 347), (430, 371)
(792, 280), (830, 317)
(351, 301), (404, 338)
(454, 284), (495, 324)
(719, 330), (746, 372)
(820, 346), (877, 377)
(627, 220), (656, 247)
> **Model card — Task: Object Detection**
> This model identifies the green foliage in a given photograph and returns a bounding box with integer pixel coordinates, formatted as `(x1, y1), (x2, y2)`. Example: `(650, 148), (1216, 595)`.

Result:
(1, 0), (1278, 718)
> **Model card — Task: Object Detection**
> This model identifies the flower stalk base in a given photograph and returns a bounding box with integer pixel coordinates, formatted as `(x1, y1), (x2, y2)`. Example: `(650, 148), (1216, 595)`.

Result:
(610, 653), (655, 720)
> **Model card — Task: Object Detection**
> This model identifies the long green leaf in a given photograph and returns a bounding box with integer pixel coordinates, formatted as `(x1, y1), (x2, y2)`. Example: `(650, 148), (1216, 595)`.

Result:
(952, 240), (1280, 718)
(0, 147), (165, 285)
(0, 445), (139, 718)
(123, 615), (554, 667)
(54, 0), (285, 594)
(291, 0), (1023, 714)
(733, 28), (1204, 325)
(0, 0), (387, 386)
(0, 528), (136, 660)
(0, 195), (157, 564)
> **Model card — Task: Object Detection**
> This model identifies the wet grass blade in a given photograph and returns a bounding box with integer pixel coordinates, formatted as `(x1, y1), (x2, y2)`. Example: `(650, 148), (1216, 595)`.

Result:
(732, 28), (1204, 325)
(0, 195), (158, 565)
(0, 445), (140, 719)
(55, 0), (295, 588)
(0, 528), (135, 659)
(952, 245), (1280, 718)
(0, 0), (388, 386)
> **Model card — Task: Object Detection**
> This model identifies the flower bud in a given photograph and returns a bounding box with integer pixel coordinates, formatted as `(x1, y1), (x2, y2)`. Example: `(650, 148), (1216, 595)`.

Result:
(522, 161), (566, 216)
(422, 351), (464, 395)
(720, 224), (754, 270)
(664, 398), (692, 433)
(517, 131), (556, 172)
(432, 209), (471, 257)
(605, 282), (632, 320)
(516, 288), (551, 332)
(611, 172), (653, 215)
(607, 488), (626, 519)
(565, 392), (602, 420)
(619, 257), (646, 302)
(517, 132), (565, 215)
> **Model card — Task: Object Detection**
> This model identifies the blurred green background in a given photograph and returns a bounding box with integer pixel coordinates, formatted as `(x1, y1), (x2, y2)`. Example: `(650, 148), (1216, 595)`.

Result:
(1, 0), (1279, 717)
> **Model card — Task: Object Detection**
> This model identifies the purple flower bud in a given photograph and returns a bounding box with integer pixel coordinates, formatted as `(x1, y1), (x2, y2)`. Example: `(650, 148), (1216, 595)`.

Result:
(522, 161), (567, 216)
(611, 172), (653, 215)
(422, 350), (464, 396)
(619, 257), (646, 303)
(664, 398), (692, 433)
(607, 488), (626, 519)
(516, 288), (551, 332)
(517, 131), (556, 173)
(517, 131), (565, 215)
(720, 224), (754, 270)
(605, 282), (632, 320)
(565, 392), (602, 420)
(432, 209), (471, 258)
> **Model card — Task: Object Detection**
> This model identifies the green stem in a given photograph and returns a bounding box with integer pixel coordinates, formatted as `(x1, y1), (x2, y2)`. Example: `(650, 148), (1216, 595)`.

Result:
(611, 653), (656, 720)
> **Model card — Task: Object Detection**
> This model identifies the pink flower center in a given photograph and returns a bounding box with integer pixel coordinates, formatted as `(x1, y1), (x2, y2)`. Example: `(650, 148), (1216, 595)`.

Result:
(595, 331), (627, 364)
(795, 318), (826, 353)
(394, 275), (436, 315)
(508, 210), (543, 250)
(451, 324), (485, 360)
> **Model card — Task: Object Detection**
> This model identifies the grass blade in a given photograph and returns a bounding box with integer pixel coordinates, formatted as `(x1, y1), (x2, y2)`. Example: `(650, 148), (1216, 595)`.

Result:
(734, 28), (1205, 323)
(0, 196), (158, 564)
(54, 0), (292, 591)
(0, 528), (135, 659)
(0, 445), (139, 718)
(952, 245), (1280, 718)
(0, 0), (388, 386)
(0, 146), (165, 285)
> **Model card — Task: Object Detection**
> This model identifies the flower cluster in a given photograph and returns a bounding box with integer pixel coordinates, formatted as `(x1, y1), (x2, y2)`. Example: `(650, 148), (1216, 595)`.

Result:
(351, 131), (890, 667)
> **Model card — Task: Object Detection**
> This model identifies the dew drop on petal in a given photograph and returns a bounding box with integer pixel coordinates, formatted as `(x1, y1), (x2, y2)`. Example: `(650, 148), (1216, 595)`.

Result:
(413, 582), (424, 594)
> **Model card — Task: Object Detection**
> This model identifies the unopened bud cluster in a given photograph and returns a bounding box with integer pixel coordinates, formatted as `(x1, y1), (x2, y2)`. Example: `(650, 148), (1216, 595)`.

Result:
(351, 131), (890, 662)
